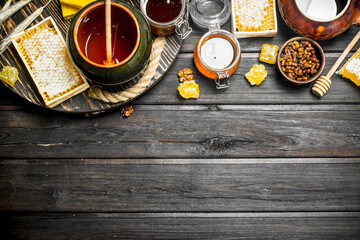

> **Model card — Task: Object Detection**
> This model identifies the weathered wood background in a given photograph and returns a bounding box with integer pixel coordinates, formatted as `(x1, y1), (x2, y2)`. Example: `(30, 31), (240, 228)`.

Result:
(0, 0), (360, 239)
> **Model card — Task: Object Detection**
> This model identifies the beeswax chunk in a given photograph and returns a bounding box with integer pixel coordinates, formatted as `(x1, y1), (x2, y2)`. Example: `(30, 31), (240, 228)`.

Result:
(0, 66), (18, 87)
(245, 64), (267, 86)
(178, 80), (199, 99)
(259, 44), (278, 64)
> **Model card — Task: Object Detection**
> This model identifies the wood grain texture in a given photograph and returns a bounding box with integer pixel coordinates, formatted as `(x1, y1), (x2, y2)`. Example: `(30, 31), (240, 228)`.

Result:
(0, 159), (359, 212)
(0, 1), (360, 238)
(1, 213), (360, 240)
(0, 105), (359, 158)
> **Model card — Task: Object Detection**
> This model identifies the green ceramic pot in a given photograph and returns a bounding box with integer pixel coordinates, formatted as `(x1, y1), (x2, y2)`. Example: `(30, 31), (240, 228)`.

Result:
(67, 0), (152, 85)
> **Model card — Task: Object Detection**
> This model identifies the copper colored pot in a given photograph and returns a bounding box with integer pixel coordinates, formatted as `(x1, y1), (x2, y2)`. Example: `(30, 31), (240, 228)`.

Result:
(278, 0), (360, 39)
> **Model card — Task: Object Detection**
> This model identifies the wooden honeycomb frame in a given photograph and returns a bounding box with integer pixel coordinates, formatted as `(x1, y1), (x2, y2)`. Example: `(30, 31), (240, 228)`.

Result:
(231, 0), (278, 38)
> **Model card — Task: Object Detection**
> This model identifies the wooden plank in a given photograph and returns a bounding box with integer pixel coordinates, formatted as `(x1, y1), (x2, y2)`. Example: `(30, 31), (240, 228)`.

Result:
(0, 105), (359, 158)
(1, 212), (360, 239)
(0, 159), (359, 211)
(3, 157), (360, 164)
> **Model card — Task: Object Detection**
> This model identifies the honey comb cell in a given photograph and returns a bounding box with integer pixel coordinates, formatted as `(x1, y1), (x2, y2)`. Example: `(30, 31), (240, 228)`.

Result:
(231, 0), (277, 38)
(339, 47), (360, 87)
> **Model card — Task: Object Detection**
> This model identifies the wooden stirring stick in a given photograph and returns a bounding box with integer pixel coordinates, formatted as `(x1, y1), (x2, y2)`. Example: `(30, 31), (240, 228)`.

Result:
(104, 0), (114, 65)
(312, 30), (360, 97)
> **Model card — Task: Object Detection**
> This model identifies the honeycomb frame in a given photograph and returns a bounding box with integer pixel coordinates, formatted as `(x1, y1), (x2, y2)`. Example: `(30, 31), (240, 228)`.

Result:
(231, 0), (278, 38)
(11, 17), (89, 108)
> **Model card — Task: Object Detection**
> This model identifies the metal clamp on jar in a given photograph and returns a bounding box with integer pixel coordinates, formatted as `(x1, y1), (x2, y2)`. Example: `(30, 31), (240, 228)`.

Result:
(190, 0), (241, 89)
(140, 0), (192, 39)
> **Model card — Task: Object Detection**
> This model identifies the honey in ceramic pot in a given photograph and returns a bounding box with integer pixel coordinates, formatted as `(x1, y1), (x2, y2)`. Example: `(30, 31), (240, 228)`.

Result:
(76, 4), (139, 66)
(69, 1), (152, 86)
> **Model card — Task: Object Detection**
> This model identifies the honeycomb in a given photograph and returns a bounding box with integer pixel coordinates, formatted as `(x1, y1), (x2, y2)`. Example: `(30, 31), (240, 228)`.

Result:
(178, 80), (200, 99)
(233, 0), (275, 32)
(0, 66), (18, 87)
(245, 64), (267, 86)
(259, 44), (278, 64)
(339, 48), (360, 87)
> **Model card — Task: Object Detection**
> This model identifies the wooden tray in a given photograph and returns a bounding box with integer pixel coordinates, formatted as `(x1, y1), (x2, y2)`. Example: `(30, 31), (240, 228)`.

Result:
(0, 0), (182, 114)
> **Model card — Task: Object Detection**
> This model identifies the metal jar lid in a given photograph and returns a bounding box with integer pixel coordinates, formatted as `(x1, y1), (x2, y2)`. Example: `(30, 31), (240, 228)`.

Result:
(189, 0), (231, 29)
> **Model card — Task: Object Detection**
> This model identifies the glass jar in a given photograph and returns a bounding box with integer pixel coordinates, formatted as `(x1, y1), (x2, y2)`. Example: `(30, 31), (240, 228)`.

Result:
(190, 0), (241, 89)
(140, 0), (192, 39)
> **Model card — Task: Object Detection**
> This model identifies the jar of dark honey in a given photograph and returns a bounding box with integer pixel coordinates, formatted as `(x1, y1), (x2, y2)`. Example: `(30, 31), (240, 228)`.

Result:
(140, 0), (192, 39)
(190, 0), (241, 89)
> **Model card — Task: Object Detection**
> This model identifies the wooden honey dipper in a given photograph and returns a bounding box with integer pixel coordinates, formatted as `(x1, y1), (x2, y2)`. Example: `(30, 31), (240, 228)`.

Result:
(104, 0), (115, 65)
(312, 30), (360, 97)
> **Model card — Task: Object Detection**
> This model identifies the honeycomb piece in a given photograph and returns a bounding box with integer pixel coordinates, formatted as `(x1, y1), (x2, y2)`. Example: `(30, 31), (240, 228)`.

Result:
(0, 66), (19, 87)
(178, 80), (199, 99)
(245, 64), (267, 86)
(233, 0), (275, 32)
(259, 44), (278, 64)
(339, 48), (360, 87)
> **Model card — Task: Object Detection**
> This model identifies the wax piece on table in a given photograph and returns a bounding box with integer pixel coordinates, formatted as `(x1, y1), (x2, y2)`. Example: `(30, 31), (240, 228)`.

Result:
(259, 44), (278, 64)
(178, 80), (199, 99)
(0, 66), (18, 87)
(245, 64), (267, 86)
(339, 48), (360, 87)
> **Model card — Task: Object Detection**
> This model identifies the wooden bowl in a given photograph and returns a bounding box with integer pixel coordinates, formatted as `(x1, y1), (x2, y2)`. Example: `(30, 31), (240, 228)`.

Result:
(67, 0), (152, 86)
(276, 37), (325, 85)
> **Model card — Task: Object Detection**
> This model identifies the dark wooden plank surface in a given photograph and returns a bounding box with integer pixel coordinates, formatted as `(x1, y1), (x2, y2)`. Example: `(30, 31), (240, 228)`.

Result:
(1, 159), (360, 212)
(1, 105), (359, 158)
(2, 213), (360, 240)
(1, 0), (360, 238)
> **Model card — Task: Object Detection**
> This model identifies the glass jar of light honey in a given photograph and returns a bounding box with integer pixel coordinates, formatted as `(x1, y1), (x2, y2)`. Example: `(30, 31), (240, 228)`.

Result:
(140, 0), (192, 39)
(190, 0), (241, 89)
